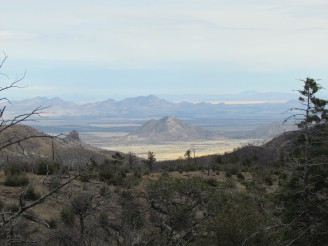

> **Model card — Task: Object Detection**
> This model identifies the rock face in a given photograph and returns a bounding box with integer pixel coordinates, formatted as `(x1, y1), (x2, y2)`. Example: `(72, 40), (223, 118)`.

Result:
(130, 116), (212, 142)
(65, 130), (81, 141)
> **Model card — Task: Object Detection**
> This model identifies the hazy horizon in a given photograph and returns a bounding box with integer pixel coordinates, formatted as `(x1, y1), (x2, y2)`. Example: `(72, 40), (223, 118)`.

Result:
(1, 0), (328, 100)
(5, 90), (302, 104)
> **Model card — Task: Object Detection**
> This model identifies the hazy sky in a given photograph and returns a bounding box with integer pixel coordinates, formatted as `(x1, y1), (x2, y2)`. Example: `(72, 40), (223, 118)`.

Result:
(1, 0), (328, 100)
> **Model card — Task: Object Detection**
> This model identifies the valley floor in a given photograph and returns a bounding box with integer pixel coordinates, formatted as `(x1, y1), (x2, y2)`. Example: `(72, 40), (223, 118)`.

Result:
(100, 138), (255, 160)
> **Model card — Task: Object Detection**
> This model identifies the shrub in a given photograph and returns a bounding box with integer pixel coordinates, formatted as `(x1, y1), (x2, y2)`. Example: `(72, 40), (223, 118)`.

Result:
(237, 172), (245, 180)
(61, 207), (75, 226)
(168, 166), (176, 172)
(279, 172), (288, 181)
(225, 172), (232, 178)
(119, 168), (127, 178)
(24, 186), (41, 201)
(225, 178), (237, 189)
(264, 176), (273, 186)
(4, 173), (29, 187)
(35, 160), (50, 175)
(6, 203), (19, 212)
(48, 177), (61, 191)
(161, 171), (169, 178)
(123, 175), (141, 189)
(100, 184), (111, 197)
(133, 167), (142, 178)
(79, 173), (91, 182)
(273, 170), (281, 175)
(205, 177), (218, 187)
(4, 162), (29, 175)
(46, 218), (57, 229)
(229, 166), (239, 175)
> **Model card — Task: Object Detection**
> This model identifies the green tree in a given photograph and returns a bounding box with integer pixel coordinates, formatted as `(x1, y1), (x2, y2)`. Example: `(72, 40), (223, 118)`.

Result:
(279, 78), (328, 245)
(184, 149), (191, 162)
(128, 151), (137, 170)
(144, 151), (156, 172)
(143, 176), (220, 244)
(71, 193), (94, 243)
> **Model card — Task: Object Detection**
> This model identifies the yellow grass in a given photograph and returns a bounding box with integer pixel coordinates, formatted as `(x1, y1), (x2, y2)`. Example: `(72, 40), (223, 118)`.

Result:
(101, 139), (251, 160)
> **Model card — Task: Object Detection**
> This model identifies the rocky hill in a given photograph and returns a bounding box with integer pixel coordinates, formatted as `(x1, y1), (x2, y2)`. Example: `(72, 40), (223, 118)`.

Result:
(0, 124), (116, 166)
(128, 116), (215, 142)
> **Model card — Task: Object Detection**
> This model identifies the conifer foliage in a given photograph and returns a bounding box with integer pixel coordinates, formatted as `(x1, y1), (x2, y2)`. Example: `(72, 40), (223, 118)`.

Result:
(279, 78), (328, 245)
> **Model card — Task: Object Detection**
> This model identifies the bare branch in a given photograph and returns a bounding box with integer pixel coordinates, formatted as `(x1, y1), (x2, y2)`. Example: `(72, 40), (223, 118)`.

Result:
(0, 173), (80, 230)
(242, 224), (285, 246)
(0, 52), (8, 70)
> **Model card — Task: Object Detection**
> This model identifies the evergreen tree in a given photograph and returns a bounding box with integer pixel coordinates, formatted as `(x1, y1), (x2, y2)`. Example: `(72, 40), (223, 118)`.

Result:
(279, 78), (328, 245)
(144, 151), (156, 172)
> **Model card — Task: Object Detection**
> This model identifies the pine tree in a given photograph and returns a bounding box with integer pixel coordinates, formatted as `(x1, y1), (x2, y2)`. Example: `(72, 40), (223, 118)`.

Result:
(280, 78), (328, 245)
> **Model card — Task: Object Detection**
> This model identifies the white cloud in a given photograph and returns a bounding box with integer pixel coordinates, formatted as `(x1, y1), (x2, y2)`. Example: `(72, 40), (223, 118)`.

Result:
(0, 0), (328, 66)
(1, 0), (328, 84)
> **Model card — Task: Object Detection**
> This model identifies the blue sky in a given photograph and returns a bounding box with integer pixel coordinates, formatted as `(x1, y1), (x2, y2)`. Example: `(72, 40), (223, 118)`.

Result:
(1, 0), (328, 100)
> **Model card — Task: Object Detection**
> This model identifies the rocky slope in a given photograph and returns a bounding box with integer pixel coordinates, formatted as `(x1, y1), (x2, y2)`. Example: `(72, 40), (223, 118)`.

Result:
(0, 124), (115, 166)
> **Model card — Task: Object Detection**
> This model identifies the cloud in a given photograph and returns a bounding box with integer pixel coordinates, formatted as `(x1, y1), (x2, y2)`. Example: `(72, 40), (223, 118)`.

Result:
(1, 0), (328, 68)
(0, 31), (38, 40)
(1, 0), (328, 98)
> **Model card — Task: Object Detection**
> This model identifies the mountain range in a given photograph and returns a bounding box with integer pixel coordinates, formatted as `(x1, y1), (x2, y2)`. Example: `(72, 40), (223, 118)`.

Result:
(2, 94), (301, 140)
(5, 94), (298, 118)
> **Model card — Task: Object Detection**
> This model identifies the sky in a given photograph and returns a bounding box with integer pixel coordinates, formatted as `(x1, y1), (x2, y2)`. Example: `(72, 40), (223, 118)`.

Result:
(1, 0), (328, 101)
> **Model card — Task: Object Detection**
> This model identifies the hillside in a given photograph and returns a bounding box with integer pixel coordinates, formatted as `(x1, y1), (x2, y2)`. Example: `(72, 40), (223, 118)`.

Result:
(0, 124), (116, 166)
(240, 121), (297, 141)
(128, 116), (215, 142)
(0, 122), (327, 245)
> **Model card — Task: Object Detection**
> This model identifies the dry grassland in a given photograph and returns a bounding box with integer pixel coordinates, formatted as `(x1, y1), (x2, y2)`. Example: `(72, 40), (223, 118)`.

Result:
(101, 139), (252, 160)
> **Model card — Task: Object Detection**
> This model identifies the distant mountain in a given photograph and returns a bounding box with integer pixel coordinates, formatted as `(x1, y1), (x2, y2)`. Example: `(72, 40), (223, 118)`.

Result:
(4, 97), (80, 117)
(5, 95), (300, 119)
(4, 95), (301, 140)
(128, 116), (215, 142)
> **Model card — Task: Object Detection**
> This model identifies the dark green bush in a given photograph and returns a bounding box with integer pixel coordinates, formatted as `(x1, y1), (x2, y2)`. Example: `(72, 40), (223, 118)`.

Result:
(279, 172), (288, 181)
(264, 176), (273, 186)
(123, 175), (141, 189)
(133, 167), (142, 178)
(273, 170), (281, 175)
(35, 159), (60, 175)
(46, 218), (57, 229)
(35, 160), (50, 175)
(225, 172), (232, 178)
(24, 186), (41, 201)
(205, 177), (218, 187)
(4, 173), (29, 187)
(225, 178), (236, 189)
(230, 166), (239, 175)
(79, 173), (91, 182)
(237, 172), (245, 180)
(4, 162), (29, 175)
(61, 206), (75, 226)
(100, 184), (111, 197)
(161, 171), (169, 178)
